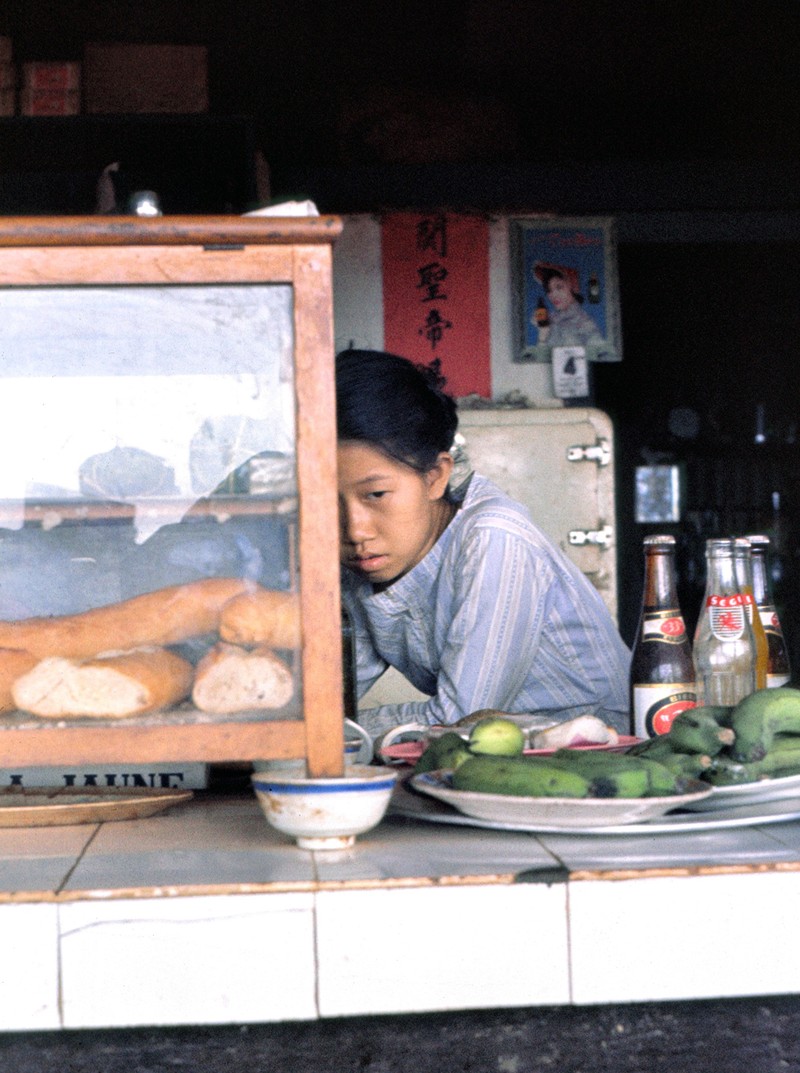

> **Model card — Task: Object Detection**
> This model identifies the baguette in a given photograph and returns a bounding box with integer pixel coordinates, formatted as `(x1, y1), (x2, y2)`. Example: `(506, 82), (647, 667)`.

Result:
(12, 648), (194, 719)
(0, 648), (38, 713)
(0, 577), (254, 660)
(218, 588), (301, 650)
(192, 642), (294, 713)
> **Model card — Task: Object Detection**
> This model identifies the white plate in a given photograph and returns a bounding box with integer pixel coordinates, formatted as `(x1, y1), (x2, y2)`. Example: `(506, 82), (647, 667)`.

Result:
(408, 771), (713, 829)
(680, 770), (800, 812)
(392, 778), (800, 836)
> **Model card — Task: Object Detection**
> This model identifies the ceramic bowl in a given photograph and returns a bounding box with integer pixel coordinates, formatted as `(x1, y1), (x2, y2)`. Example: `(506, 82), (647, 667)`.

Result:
(251, 765), (398, 850)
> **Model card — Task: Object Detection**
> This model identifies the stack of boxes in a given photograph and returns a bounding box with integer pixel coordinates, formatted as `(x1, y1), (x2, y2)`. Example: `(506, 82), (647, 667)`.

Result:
(20, 61), (82, 116)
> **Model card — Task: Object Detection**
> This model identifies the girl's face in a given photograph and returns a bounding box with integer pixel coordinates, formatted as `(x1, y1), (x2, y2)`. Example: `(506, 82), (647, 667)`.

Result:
(545, 274), (577, 312)
(337, 441), (454, 587)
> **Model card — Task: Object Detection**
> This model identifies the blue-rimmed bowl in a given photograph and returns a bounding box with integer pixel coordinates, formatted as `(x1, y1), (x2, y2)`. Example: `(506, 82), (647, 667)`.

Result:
(251, 765), (398, 849)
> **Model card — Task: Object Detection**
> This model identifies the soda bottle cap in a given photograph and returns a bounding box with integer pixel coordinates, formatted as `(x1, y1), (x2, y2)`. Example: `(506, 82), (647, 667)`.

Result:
(744, 533), (770, 546)
(643, 534), (676, 546)
(705, 537), (733, 555)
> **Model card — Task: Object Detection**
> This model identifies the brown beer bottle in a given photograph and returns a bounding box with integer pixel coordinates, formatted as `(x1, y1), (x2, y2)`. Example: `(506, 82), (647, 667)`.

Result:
(746, 534), (792, 687)
(630, 535), (697, 737)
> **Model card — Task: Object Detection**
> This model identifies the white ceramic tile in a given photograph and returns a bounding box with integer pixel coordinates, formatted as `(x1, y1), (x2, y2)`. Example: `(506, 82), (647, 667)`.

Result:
(0, 824), (96, 861)
(59, 892), (317, 1028)
(316, 883), (569, 1017)
(540, 824), (800, 872)
(569, 870), (800, 1004)
(313, 815), (559, 883)
(0, 903), (61, 1030)
(66, 796), (316, 891)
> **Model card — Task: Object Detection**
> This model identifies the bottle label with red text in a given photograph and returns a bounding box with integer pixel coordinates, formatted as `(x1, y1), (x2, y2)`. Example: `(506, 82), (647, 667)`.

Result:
(759, 607), (787, 640)
(641, 610), (688, 642)
(632, 683), (697, 738)
(706, 594), (746, 640)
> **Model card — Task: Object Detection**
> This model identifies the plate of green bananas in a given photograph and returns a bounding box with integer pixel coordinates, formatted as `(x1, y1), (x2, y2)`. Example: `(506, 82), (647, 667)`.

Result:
(637, 687), (800, 812)
(409, 765), (712, 828)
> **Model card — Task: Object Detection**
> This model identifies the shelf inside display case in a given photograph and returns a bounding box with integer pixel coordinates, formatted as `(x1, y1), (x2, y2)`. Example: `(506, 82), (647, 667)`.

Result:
(0, 215), (344, 776)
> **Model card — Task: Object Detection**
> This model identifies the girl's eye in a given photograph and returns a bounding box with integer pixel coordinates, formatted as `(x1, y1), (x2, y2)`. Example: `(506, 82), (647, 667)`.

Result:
(366, 490), (387, 500)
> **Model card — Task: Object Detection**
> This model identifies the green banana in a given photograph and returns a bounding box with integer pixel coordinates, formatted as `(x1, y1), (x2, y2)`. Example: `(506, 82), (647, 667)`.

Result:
(548, 749), (686, 797)
(414, 731), (471, 773)
(452, 754), (593, 798)
(627, 733), (712, 779)
(546, 749), (651, 798)
(731, 687), (800, 762)
(666, 709), (735, 756)
(708, 741), (800, 785)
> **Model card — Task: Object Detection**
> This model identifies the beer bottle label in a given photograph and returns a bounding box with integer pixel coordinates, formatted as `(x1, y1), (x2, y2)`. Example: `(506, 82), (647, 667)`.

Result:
(706, 594), (746, 640)
(632, 683), (697, 738)
(641, 610), (688, 643)
(759, 607), (787, 640)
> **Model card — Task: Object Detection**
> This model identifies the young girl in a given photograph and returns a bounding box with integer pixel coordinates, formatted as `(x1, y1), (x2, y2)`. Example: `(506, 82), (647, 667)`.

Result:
(336, 348), (631, 739)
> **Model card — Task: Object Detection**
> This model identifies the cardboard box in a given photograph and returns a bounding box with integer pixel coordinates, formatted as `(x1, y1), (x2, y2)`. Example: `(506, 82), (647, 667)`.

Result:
(84, 43), (208, 114)
(19, 86), (80, 116)
(22, 60), (81, 90)
(0, 87), (14, 117)
(0, 62), (16, 89)
(0, 36), (12, 64)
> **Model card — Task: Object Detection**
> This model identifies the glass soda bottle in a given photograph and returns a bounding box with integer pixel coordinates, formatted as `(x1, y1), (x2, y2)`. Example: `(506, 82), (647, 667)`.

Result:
(629, 534), (697, 738)
(746, 533), (792, 687)
(733, 537), (768, 690)
(693, 538), (757, 705)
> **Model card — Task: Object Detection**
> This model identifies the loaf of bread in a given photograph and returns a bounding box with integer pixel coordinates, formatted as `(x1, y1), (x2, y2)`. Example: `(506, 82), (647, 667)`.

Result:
(0, 648), (38, 713)
(0, 578), (254, 660)
(218, 588), (301, 650)
(12, 648), (194, 719)
(191, 642), (294, 713)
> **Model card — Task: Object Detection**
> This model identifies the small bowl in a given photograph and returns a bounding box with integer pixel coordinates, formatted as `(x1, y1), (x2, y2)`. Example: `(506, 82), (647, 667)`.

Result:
(251, 765), (398, 850)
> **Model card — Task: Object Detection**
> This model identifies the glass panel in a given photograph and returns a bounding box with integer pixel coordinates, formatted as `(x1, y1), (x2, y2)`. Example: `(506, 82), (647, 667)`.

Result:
(0, 283), (301, 725)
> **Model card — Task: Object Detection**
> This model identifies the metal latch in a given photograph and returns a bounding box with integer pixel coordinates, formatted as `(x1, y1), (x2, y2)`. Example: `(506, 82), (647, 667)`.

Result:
(566, 438), (611, 466)
(569, 525), (613, 547)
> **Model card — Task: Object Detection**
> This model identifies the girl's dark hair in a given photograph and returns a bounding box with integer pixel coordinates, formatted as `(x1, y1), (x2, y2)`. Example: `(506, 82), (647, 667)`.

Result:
(335, 349), (458, 473)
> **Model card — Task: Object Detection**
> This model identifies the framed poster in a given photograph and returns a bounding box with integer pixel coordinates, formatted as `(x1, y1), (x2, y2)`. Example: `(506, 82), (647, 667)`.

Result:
(511, 217), (622, 363)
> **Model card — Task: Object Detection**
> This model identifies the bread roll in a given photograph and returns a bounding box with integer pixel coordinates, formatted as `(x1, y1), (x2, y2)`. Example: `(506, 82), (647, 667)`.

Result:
(0, 577), (253, 660)
(0, 648), (38, 713)
(192, 642), (294, 713)
(12, 648), (194, 719)
(218, 589), (301, 650)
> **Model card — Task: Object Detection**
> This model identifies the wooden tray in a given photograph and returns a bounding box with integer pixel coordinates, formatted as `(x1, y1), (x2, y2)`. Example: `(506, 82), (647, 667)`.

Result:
(0, 786), (193, 827)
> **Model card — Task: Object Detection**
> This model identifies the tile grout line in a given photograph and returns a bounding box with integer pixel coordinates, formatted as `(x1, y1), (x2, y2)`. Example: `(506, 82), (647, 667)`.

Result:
(55, 824), (101, 1027)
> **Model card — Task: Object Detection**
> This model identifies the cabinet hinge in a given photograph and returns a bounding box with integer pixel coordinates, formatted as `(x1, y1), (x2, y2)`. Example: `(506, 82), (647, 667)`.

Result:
(566, 438), (611, 466)
(568, 525), (613, 547)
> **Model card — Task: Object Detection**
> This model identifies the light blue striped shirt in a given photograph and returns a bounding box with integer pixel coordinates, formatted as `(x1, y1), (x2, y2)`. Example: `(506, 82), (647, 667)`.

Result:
(342, 474), (631, 738)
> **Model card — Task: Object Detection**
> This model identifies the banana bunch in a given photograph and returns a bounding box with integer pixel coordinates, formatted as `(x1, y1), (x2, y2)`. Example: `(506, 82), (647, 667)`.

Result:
(630, 687), (800, 787)
(416, 714), (690, 799)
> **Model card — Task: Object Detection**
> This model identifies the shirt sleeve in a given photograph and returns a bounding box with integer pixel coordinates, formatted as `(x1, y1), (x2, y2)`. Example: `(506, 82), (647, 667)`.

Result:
(357, 525), (551, 737)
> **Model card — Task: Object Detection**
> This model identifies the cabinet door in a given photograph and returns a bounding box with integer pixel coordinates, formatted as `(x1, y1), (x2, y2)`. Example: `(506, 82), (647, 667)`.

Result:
(0, 218), (344, 775)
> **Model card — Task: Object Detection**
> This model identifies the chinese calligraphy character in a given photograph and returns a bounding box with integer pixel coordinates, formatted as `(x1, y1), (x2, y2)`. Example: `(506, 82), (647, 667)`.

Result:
(419, 308), (452, 350)
(417, 261), (448, 302)
(416, 214), (448, 258)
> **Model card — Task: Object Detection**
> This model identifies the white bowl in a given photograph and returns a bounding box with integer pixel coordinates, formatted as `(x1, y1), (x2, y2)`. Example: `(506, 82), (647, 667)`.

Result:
(251, 765), (398, 849)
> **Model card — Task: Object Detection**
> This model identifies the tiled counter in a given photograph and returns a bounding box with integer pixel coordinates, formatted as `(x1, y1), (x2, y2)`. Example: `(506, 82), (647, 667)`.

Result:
(4, 784), (800, 1032)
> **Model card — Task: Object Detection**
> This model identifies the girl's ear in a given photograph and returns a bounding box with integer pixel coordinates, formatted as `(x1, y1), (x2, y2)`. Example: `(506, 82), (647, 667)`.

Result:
(425, 452), (454, 500)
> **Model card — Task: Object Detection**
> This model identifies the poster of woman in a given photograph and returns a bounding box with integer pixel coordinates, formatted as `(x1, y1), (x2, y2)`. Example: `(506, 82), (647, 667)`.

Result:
(512, 217), (622, 364)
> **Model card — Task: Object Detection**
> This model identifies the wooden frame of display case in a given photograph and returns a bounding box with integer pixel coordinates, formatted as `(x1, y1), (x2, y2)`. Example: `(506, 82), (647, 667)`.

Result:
(0, 215), (346, 777)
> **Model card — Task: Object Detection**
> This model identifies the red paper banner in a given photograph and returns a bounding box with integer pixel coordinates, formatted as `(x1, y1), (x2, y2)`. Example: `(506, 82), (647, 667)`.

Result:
(381, 212), (491, 398)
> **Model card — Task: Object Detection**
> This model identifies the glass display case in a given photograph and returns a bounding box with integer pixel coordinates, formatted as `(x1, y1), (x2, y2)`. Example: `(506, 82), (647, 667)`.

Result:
(0, 214), (346, 777)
